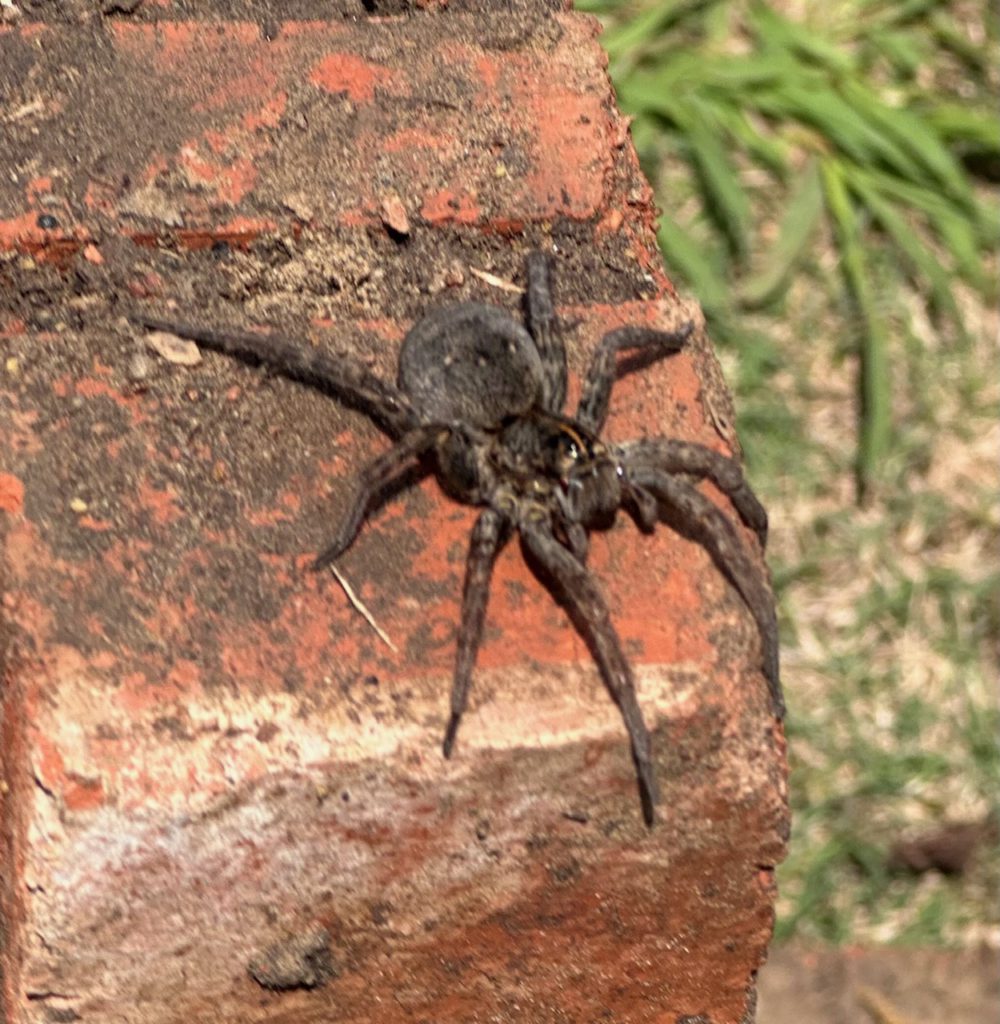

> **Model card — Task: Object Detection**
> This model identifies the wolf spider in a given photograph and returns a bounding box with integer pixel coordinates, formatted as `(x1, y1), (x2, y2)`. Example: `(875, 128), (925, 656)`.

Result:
(137, 251), (781, 825)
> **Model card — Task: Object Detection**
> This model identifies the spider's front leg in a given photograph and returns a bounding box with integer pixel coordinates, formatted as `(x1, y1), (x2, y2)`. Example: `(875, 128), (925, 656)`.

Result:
(312, 425), (445, 570)
(520, 514), (659, 826)
(524, 252), (567, 415)
(442, 507), (511, 758)
(627, 466), (783, 718)
(135, 316), (419, 438)
(622, 438), (769, 546)
(576, 321), (695, 434)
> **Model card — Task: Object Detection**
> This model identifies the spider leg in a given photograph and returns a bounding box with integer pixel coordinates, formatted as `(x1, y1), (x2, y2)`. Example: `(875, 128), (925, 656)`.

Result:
(629, 467), (783, 718)
(443, 507), (511, 758)
(563, 521), (589, 563)
(520, 515), (658, 826)
(313, 425), (445, 570)
(577, 322), (694, 434)
(628, 483), (659, 533)
(136, 316), (419, 438)
(551, 488), (591, 561)
(622, 438), (768, 546)
(525, 252), (568, 414)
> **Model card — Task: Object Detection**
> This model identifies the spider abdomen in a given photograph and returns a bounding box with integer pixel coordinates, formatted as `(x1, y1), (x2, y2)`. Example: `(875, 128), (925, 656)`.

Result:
(398, 303), (543, 429)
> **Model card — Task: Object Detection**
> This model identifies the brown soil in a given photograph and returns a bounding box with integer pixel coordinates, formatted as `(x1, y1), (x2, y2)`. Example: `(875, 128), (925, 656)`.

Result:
(757, 944), (998, 1023)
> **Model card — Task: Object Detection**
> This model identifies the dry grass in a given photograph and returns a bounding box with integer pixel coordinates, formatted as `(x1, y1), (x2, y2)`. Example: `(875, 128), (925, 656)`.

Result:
(743, 273), (999, 945)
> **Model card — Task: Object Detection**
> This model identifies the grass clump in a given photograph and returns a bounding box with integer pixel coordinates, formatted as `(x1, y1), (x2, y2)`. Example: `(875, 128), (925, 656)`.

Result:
(582, 0), (998, 498)
(582, 0), (1000, 946)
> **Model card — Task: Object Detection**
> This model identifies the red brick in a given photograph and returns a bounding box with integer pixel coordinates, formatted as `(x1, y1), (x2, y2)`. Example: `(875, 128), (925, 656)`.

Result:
(0, 6), (786, 1023)
(0, 475), (24, 515)
(1, 15), (658, 262)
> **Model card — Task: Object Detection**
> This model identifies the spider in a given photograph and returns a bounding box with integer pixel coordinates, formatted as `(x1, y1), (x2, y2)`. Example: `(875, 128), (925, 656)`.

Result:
(137, 251), (782, 825)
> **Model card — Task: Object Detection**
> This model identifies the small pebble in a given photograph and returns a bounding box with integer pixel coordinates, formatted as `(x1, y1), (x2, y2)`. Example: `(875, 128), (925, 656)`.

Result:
(145, 330), (202, 367)
(380, 192), (410, 237)
(126, 352), (151, 382)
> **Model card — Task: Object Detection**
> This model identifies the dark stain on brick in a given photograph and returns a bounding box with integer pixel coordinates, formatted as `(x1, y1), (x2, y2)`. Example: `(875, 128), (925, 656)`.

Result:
(152, 715), (194, 741)
(549, 857), (582, 885)
(247, 925), (337, 991)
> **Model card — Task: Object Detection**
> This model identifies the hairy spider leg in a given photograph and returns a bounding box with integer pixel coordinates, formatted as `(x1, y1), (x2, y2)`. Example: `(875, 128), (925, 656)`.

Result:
(576, 323), (695, 434)
(312, 425), (446, 570)
(627, 467), (784, 718)
(562, 520), (589, 562)
(520, 516), (659, 826)
(442, 507), (511, 758)
(626, 483), (660, 533)
(136, 317), (419, 438)
(524, 252), (568, 414)
(622, 438), (769, 546)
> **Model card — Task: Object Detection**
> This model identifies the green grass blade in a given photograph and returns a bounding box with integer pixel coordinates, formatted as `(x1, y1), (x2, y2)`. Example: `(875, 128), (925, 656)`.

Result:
(684, 96), (753, 259)
(750, 85), (916, 177)
(863, 0), (942, 30)
(617, 62), (699, 120)
(749, 2), (853, 73)
(844, 166), (965, 331)
(858, 167), (994, 285)
(597, 0), (723, 66)
(839, 79), (977, 211)
(599, 2), (681, 61)
(709, 104), (791, 178)
(698, 52), (800, 90)
(656, 216), (729, 316)
(821, 158), (893, 501)
(924, 103), (1000, 155)
(863, 28), (927, 77)
(739, 159), (823, 308)
(930, 10), (993, 77)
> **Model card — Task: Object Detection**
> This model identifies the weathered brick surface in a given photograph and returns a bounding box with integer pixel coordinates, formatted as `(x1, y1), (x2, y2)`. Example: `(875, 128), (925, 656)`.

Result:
(0, 5), (787, 1022)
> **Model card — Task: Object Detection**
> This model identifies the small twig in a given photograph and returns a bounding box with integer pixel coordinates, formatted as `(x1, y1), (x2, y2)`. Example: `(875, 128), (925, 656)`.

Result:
(469, 267), (523, 294)
(857, 986), (915, 1024)
(329, 565), (398, 652)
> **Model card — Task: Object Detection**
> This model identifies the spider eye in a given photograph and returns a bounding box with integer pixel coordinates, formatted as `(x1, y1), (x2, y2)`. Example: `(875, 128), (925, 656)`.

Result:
(547, 432), (582, 466)
(541, 427), (591, 481)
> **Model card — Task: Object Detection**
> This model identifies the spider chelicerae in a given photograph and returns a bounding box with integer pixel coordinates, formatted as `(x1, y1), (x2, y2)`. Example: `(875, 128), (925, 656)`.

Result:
(138, 251), (782, 825)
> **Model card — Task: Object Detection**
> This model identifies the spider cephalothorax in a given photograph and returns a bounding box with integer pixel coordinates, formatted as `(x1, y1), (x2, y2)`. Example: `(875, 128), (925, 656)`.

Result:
(138, 251), (781, 825)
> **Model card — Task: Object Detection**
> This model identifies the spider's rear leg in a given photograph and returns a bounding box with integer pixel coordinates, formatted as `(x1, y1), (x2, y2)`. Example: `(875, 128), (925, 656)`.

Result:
(577, 322), (695, 434)
(520, 516), (659, 826)
(312, 425), (444, 571)
(622, 438), (768, 546)
(442, 508), (510, 758)
(630, 468), (783, 718)
(524, 252), (567, 415)
(135, 316), (419, 438)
